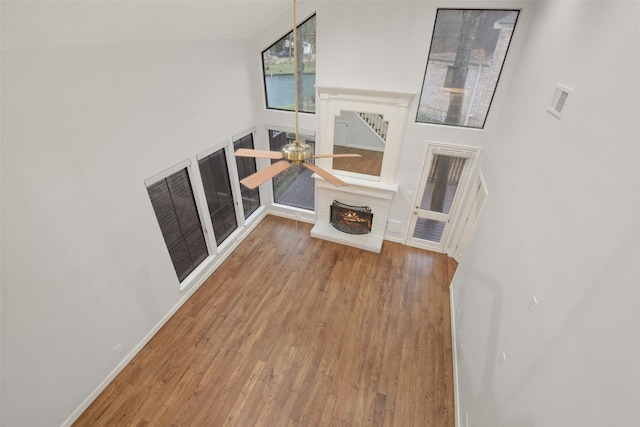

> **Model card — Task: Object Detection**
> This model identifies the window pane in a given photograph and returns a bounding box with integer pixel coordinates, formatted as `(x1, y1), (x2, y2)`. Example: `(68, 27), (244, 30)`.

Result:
(166, 171), (202, 237)
(419, 155), (467, 215)
(198, 148), (238, 246)
(147, 181), (182, 248)
(262, 14), (316, 113)
(234, 134), (261, 218)
(168, 241), (192, 282)
(417, 9), (519, 128)
(147, 168), (208, 282)
(268, 130), (315, 211)
(413, 218), (446, 243)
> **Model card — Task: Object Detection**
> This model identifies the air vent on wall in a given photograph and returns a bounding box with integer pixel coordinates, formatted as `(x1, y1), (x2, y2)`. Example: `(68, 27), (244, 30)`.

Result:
(547, 84), (573, 119)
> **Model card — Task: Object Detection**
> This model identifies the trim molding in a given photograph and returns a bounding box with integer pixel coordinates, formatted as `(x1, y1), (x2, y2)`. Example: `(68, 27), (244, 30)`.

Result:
(450, 284), (461, 427)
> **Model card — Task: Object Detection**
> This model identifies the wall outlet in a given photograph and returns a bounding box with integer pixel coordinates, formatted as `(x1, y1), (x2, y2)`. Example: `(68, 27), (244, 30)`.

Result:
(115, 344), (123, 354)
(528, 295), (538, 314)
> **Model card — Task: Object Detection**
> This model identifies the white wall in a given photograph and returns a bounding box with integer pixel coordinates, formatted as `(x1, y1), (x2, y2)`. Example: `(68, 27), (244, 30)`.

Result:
(451, 1), (640, 426)
(1, 40), (258, 426)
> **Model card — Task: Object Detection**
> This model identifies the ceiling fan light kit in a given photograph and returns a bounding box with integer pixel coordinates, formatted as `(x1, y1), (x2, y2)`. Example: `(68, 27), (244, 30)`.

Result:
(281, 139), (313, 165)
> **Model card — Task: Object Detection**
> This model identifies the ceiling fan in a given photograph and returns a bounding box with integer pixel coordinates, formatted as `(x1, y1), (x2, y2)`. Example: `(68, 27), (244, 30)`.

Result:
(235, 0), (360, 190)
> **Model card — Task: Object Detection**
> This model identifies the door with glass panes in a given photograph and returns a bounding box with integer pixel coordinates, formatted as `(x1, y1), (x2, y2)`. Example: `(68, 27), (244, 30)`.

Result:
(407, 144), (477, 252)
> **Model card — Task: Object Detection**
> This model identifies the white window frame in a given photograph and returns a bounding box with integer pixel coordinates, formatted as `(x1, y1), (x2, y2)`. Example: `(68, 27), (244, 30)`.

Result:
(264, 125), (318, 221)
(232, 127), (266, 222)
(144, 159), (214, 288)
(195, 139), (245, 255)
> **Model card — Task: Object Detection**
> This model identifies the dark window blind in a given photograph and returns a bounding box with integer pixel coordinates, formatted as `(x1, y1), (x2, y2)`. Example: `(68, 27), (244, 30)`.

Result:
(198, 148), (238, 246)
(147, 168), (208, 282)
(234, 134), (261, 218)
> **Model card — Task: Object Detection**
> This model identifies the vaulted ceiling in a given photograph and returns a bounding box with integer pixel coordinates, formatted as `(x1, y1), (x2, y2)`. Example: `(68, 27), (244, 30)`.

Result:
(1, 0), (296, 50)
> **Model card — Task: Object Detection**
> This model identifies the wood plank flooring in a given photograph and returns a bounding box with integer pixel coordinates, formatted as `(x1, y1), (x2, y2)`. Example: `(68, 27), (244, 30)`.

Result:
(74, 215), (457, 426)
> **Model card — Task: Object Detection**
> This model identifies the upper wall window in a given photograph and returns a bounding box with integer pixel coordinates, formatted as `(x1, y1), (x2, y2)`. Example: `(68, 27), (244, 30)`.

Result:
(416, 9), (519, 128)
(262, 14), (316, 113)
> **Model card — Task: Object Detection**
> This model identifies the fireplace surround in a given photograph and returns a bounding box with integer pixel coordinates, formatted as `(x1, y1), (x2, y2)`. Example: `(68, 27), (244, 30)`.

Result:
(310, 86), (413, 252)
(311, 177), (398, 253)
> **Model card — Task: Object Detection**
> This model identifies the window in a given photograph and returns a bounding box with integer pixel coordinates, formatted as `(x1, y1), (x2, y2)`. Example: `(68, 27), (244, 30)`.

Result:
(233, 133), (261, 218)
(417, 9), (519, 128)
(146, 165), (208, 282)
(198, 147), (238, 246)
(268, 129), (315, 210)
(262, 14), (316, 113)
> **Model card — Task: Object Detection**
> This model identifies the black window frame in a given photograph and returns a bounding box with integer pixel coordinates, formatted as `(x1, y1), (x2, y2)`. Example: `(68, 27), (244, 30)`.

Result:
(261, 13), (317, 113)
(416, 8), (520, 129)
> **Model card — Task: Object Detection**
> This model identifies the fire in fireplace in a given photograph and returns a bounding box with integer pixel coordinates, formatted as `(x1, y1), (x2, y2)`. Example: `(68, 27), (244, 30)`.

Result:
(330, 201), (373, 235)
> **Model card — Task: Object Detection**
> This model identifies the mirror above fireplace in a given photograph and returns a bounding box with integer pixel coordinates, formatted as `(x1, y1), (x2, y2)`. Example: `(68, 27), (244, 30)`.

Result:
(332, 110), (387, 179)
(316, 86), (415, 186)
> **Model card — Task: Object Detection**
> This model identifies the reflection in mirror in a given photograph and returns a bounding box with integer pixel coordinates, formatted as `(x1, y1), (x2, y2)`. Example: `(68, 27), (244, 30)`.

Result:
(332, 111), (388, 179)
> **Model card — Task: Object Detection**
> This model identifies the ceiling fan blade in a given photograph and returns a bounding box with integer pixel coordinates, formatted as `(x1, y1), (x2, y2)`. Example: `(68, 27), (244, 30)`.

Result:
(235, 148), (283, 160)
(303, 163), (347, 187)
(240, 160), (290, 189)
(313, 153), (363, 159)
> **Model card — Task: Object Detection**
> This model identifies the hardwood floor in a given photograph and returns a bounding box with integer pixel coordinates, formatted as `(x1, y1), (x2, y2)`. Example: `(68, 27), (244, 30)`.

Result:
(74, 216), (457, 426)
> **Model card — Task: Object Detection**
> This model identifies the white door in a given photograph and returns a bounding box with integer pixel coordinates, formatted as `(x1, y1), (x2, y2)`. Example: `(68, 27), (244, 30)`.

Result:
(452, 173), (487, 261)
(406, 144), (477, 252)
(334, 121), (350, 147)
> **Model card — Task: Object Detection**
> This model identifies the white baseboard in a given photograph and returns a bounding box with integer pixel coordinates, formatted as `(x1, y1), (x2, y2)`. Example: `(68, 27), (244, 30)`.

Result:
(450, 284), (461, 427)
(382, 234), (404, 244)
(61, 211), (267, 427)
(267, 204), (316, 224)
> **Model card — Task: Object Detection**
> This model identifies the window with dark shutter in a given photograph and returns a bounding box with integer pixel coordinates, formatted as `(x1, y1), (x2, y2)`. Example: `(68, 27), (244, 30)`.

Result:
(233, 134), (261, 219)
(198, 148), (238, 246)
(147, 167), (208, 282)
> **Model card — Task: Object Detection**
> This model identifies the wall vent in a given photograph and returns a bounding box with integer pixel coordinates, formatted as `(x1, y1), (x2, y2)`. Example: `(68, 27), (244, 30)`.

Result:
(547, 84), (573, 119)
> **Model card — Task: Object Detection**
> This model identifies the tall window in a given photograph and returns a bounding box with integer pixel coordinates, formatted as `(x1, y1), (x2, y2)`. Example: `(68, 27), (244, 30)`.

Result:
(234, 133), (261, 219)
(198, 148), (238, 246)
(146, 166), (208, 282)
(262, 14), (316, 113)
(417, 9), (519, 128)
(268, 130), (315, 210)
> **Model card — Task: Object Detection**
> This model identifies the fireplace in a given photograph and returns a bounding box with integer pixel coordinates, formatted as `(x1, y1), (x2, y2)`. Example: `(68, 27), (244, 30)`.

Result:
(311, 177), (398, 253)
(330, 201), (373, 235)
